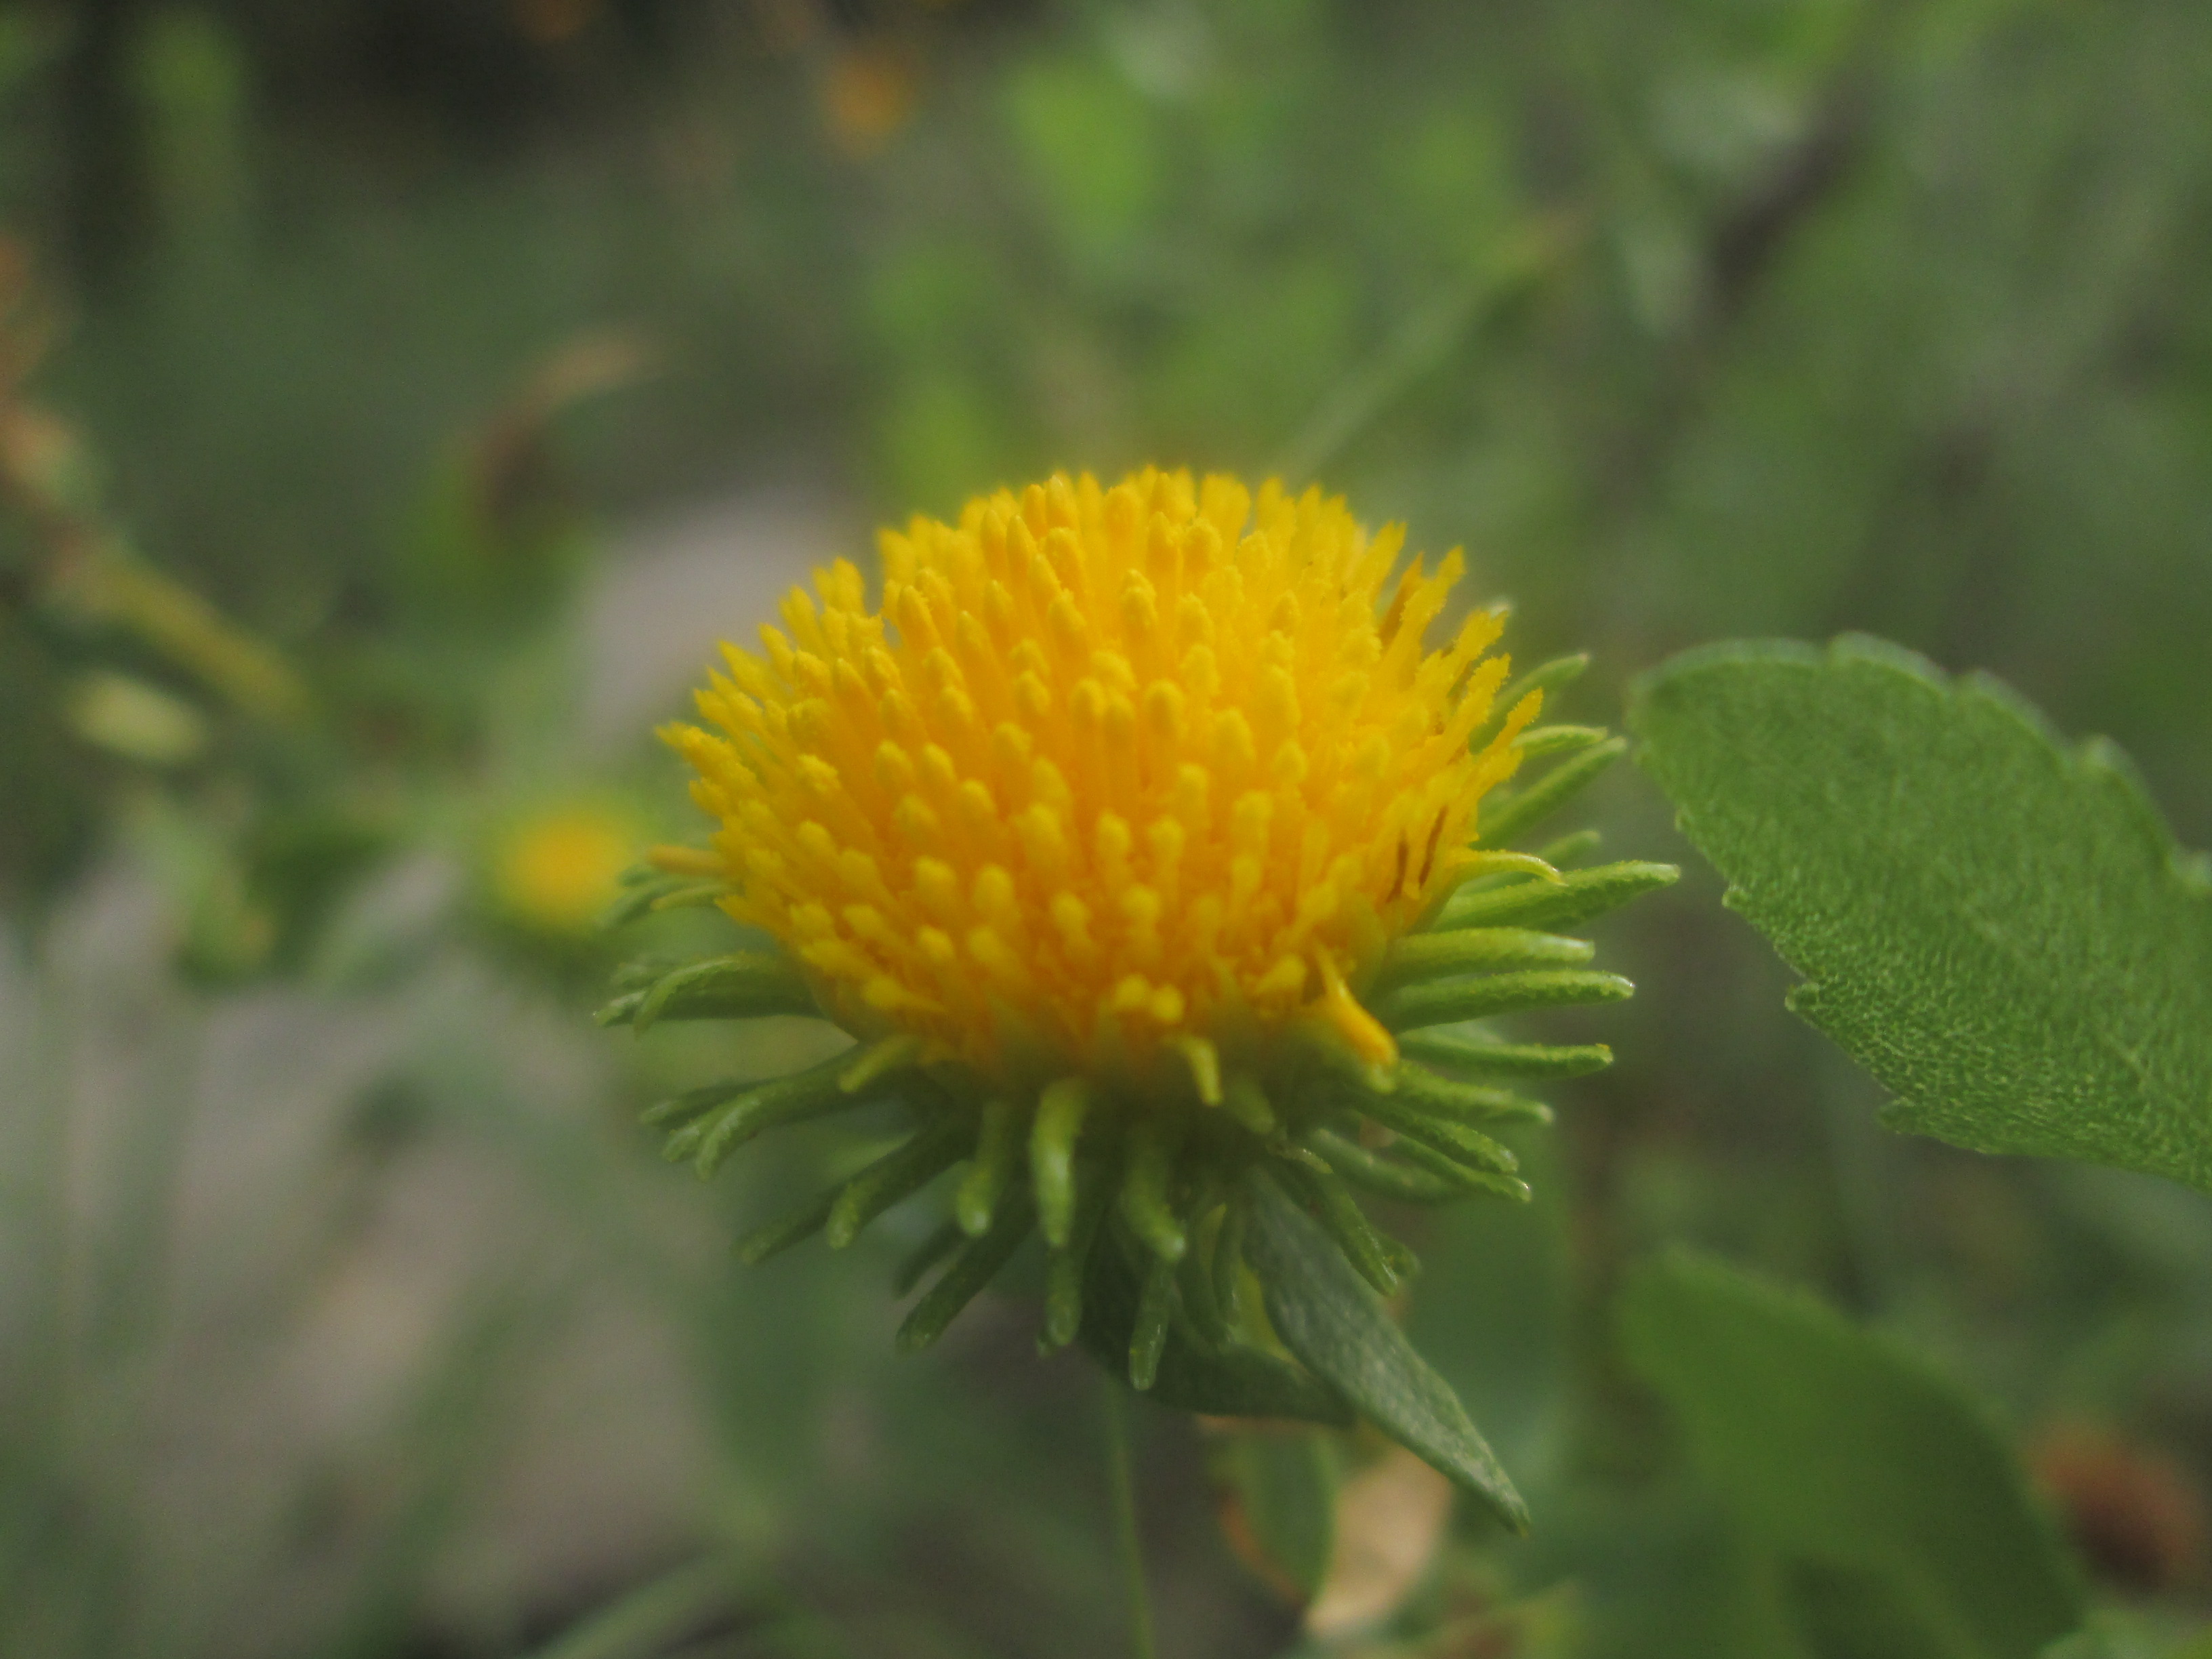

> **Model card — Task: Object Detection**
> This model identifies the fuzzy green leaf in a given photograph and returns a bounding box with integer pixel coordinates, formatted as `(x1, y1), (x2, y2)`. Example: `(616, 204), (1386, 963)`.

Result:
(1246, 1172), (1528, 1532)
(1620, 1251), (2083, 1659)
(1632, 636), (2212, 1194)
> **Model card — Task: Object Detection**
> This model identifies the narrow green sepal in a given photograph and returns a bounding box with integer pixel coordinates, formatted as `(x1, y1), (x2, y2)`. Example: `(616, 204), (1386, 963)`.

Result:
(688, 1050), (902, 1178)
(1477, 736), (1628, 848)
(1031, 1077), (1094, 1248)
(647, 880), (732, 912)
(1395, 1065), (1553, 1125)
(609, 954), (678, 992)
(1534, 828), (1604, 869)
(1223, 1073), (1278, 1137)
(1307, 1049), (1550, 1124)
(896, 1193), (1035, 1354)
(1377, 968), (1634, 1031)
(1307, 1128), (1463, 1204)
(1180, 1226), (1231, 1349)
(1354, 1090), (1519, 1176)
(1399, 1031), (1612, 1080)
(957, 1098), (1021, 1237)
(1271, 1155), (1400, 1297)
(735, 1187), (840, 1265)
(1475, 654), (1589, 750)
(1176, 1176), (1230, 1349)
(1376, 1131), (1532, 1202)
(1513, 724), (1610, 760)
(1377, 926), (1593, 990)
(636, 954), (777, 1032)
(893, 1218), (966, 1296)
(600, 878), (695, 932)
(597, 952), (817, 1030)
(1042, 1158), (1113, 1353)
(640, 1077), (747, 1131)
(1121, 1113), (1189, 1262)
(1437, 859), (1680, 933)
(827, 1122), (969, 1248)
(840, 1034), (924, 1092)
(1213, 1183), (1251, 1333)
(1130, 1246), (1180, 1390)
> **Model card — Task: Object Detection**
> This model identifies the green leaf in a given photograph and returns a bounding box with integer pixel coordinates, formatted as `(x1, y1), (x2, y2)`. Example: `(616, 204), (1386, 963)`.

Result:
(1619, 1251), (2083, 1659)
(1631, 636), (2212, 1194)
(1244, 1172), (1528, 1533)
(1074, 1228), (1353, 1427)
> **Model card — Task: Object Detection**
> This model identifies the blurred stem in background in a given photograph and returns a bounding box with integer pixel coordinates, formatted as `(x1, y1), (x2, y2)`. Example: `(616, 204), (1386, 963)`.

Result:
(1102, 1380), (1158, 1659)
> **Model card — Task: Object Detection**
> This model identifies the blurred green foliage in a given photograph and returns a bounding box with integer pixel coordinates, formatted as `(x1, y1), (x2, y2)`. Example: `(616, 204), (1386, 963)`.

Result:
(1, 0), (2211, 1656)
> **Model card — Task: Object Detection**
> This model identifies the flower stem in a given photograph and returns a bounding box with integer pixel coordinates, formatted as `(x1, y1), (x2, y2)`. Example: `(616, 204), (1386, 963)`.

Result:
(1102, 1379), (1158, 1659)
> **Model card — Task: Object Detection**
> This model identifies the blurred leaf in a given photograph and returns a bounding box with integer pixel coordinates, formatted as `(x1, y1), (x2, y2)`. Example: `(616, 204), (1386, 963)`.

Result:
(1620, 1250), (2084, 1659)
(1570, 1498), (1812, 1659)
(879, 368), (1013, 515)
(1244, 1173), (1528, 1533)
(1631, 636), (2212, 1195)
(1002, 55), (1162, 268)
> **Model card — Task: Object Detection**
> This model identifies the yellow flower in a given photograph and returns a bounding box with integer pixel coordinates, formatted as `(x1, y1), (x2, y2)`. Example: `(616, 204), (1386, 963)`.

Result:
(664, 468), (1541, 1096)
(610, 466), (1671, 1457)
(494, 804), (638, 935)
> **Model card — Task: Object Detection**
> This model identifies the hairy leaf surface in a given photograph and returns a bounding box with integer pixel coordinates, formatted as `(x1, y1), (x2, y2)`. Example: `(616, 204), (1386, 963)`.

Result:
(1632, 636), (2212, 1193)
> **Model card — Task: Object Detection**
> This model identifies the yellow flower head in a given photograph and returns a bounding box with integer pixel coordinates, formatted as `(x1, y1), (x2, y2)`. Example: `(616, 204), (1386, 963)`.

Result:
(614, 466), (1673, 1513)
(664, 468), (1543, 1094)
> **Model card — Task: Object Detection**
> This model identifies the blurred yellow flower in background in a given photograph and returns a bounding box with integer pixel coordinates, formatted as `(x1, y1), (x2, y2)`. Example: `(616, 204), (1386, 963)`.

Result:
(493, 803), (639, 936)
